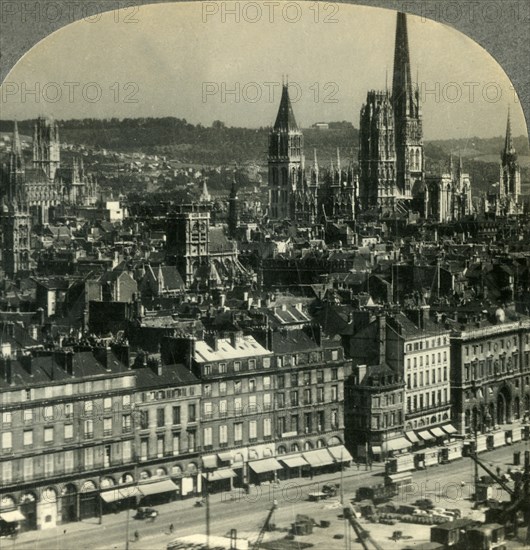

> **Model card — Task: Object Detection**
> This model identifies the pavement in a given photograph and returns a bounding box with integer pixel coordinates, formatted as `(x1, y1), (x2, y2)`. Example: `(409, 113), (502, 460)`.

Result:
(7, 439), (530, 550)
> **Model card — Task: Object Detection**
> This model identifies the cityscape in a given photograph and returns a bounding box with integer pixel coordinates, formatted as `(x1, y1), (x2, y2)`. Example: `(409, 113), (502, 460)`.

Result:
(0, 5), (529, 550)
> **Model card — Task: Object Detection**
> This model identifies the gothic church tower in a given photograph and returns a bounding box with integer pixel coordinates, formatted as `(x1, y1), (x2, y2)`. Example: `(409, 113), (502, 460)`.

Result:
(268, 83), (303, 220)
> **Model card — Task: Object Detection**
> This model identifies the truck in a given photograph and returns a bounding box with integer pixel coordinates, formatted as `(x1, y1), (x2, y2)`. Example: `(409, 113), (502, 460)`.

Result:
(356, 484), (398, 504)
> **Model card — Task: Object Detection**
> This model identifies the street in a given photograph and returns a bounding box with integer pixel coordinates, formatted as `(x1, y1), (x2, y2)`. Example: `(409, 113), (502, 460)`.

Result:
(8, 439), (530, 550)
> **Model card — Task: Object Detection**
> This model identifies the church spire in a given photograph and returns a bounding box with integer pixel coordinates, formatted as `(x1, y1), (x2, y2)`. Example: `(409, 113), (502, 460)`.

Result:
(502, 107), (517, 165)
(274, 84), (298, 131)
(392, 12), (413, 116)
(336, 148), (341, 172)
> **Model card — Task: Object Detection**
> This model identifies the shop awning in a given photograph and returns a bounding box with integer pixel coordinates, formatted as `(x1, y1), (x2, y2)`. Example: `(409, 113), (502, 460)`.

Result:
(430, 427), (446, 438)
(204, 468), (236, 482)
(100, 487), (139, 503)
(248, 458), (283, 474)
(303, 449), (334, 467)
(202, 454), (218, 469)
(417, 430), (435, 441)
(386, 437), (410, 451)
(280, 454), (309, 468)
(138, 479), (179, 497)
(442, 424), (457, 435)
(328, 445), (353, 463)
(218, 451), (233, 462)
(371, 446), (382, 454)
(0, 510), (25, 522)
(405, 431), (419, 443)
(387, 472), (412, 483)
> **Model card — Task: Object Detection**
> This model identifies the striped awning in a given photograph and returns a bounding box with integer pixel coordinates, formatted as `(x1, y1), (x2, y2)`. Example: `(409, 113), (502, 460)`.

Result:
(203, 468), (236, 482)
(0, 510), (25, 522)
(417, 430), (435, 441)
(328, 445), (353, 462)
(430, 427), (446, 438)
(386, 437), (410, 451)
(248, 458), (283, 474)
(303, 449), (334, 467)
(280, 455), (309, 468)
(442, 424), (457, 434)
(138, 479), (179, 497)
(100, 486), (140, 503)
(405, 431), (419, 443)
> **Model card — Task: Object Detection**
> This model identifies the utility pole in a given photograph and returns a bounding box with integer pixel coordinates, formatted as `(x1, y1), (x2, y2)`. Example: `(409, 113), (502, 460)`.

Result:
(473, 429), (479, 501)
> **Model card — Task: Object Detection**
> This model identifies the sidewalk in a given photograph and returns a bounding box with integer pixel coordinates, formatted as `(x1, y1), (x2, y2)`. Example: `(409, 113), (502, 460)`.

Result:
(11, 463), (385, 548)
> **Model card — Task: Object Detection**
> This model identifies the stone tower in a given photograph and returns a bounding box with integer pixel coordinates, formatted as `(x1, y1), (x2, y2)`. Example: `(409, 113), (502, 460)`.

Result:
(500, 108), (521, 205)
(1, 122), (31, 278)
(33, 116), (60, 181)
(392, 12), (423, 198)
(228, 173), (239, 238)
(358, 90), (397, 210)
(268, 83), (304, 220)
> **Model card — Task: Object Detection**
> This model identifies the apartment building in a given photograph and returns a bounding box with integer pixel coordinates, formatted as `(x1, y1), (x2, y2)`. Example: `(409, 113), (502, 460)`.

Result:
(0, 348), (134, 531)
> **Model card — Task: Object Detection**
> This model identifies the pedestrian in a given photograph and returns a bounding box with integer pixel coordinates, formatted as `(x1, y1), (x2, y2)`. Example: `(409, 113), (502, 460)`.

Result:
(134, 530), (139, 542)
(169, 523), (174, 534)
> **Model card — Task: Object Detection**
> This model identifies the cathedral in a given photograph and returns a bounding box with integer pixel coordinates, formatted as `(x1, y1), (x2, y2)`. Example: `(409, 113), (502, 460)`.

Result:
(0, 117), (99, 226)
(358, 12), (424, 214)
(268, 12), (477, 224)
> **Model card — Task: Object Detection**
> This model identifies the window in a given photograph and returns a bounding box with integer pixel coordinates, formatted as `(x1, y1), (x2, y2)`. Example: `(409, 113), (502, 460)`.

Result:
(188, 431), (195, 453)
(304, 412), (312, 433)
(234, 380), (242, 394)
(123, 394), (131, 408)
(291, 373), (299, 386)
(64, 424), (73, 439)
(332, 350), (339, 360)
(1, 461), (12, 483)
(317, 411), (325, 431)
(331, 410), (338, 429)
(263, 418), (272, 437)
(44, 427), (54, 443)
(331, 368), (338, 381)
(172, 434), (180, 455)
(204, 402), (213, 419)
(204, 365), (211, 376)
(173, 407), (180, 424)
(84, 401), (93, 415)
(140, 438), (148, 460)
(291, 415), (299, 433)
(104, 418), (112, 436)
(157, 436), (164, 457)
(84, 420), (93, 439)
(219, 424), (228, 445)
(249, 379), (256, 392)
(264, 393), (271, 410)
(249, 395), (257, 412)
(24, 430), (33, 446)
(157, 408), (165, 427)
(188, 404), (196, 422)
(104, 397), (112, 410)
(44, 453), (54, 477)
(263, 376), (271, 390)
(316, 370), (324, 384)
(278, 416), (286, 434)
(204, 385), (212, 397)
(23, 457), (33, 480)
(304, 388), (311, 404)
(234, 398), (242, 414)
(219, 363), (227, 374)
(248, 359), (256, 370)
(263, 357), (271, 368)
(2, 411), (12, 425)
(23, 408), (33, 423)
(234, 422), (243, 442)
(203, 427), (213, 448)
(331, 385), (338, 401)
(219, 400), (227, 416)
(276, 393), (285, 408)
(303, 372), (311, 385)
(234, 361), (241, 372)
(317, 387), (324, 402)
(83, 447), (94, 470)
(249, 420), (257, 440)
(123, 440), (132, 462)
(290, 391), (299, 406)
(277, 375), (285, 389)
(65, 450), (74, 473)
(219, 381), (227, 394)
(64, 403), (73, 419)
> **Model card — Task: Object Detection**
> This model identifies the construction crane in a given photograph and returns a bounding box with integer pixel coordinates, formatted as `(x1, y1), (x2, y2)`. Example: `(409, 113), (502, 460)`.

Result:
(471, 448), (530, 545)
(343, 504), (384, 550)
(251, 500), (277, 550)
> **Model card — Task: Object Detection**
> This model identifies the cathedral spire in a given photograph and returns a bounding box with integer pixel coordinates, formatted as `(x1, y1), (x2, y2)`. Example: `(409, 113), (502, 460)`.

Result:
(274, 84), (298, 131)
(392, 12), (413, 115)
(502, 107), (517, 164)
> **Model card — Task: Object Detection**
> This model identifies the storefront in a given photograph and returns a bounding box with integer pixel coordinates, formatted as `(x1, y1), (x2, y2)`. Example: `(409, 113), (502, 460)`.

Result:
(416, 430), (436, 446)
(429, 426), (447, 443)
(137, 478), (179, 506)
(0, 510), (25, 537)
(327, 445), (353, 470)
(79, 481), (98, 520)
(248, 457), (282, 485)
(203, 468), (236, 493)
(278, 454), (309, 480)
(302, 448), (335, 476)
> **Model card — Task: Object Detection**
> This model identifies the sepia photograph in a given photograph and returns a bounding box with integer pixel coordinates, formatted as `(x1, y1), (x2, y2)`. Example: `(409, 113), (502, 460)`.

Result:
(0, 1), (529, 549)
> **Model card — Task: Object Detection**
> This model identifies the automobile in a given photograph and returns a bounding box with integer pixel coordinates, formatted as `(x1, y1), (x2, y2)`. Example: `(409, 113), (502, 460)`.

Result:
(134, 507), (158, 520)
(322, 483), (340, 498)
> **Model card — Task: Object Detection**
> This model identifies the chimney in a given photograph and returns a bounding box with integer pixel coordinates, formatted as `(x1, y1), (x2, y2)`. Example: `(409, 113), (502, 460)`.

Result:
(377, 315), (386, 364)
(357, 364), (367, 384)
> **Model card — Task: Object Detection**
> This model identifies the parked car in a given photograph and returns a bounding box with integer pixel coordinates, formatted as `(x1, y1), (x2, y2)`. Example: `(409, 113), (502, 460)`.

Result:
(134, 507), (158, 520)
(322, 483), (340, 498)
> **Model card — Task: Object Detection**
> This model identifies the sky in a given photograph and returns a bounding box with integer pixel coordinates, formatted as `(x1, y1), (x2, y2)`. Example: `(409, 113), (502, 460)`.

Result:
(0, 1), (527, 141)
